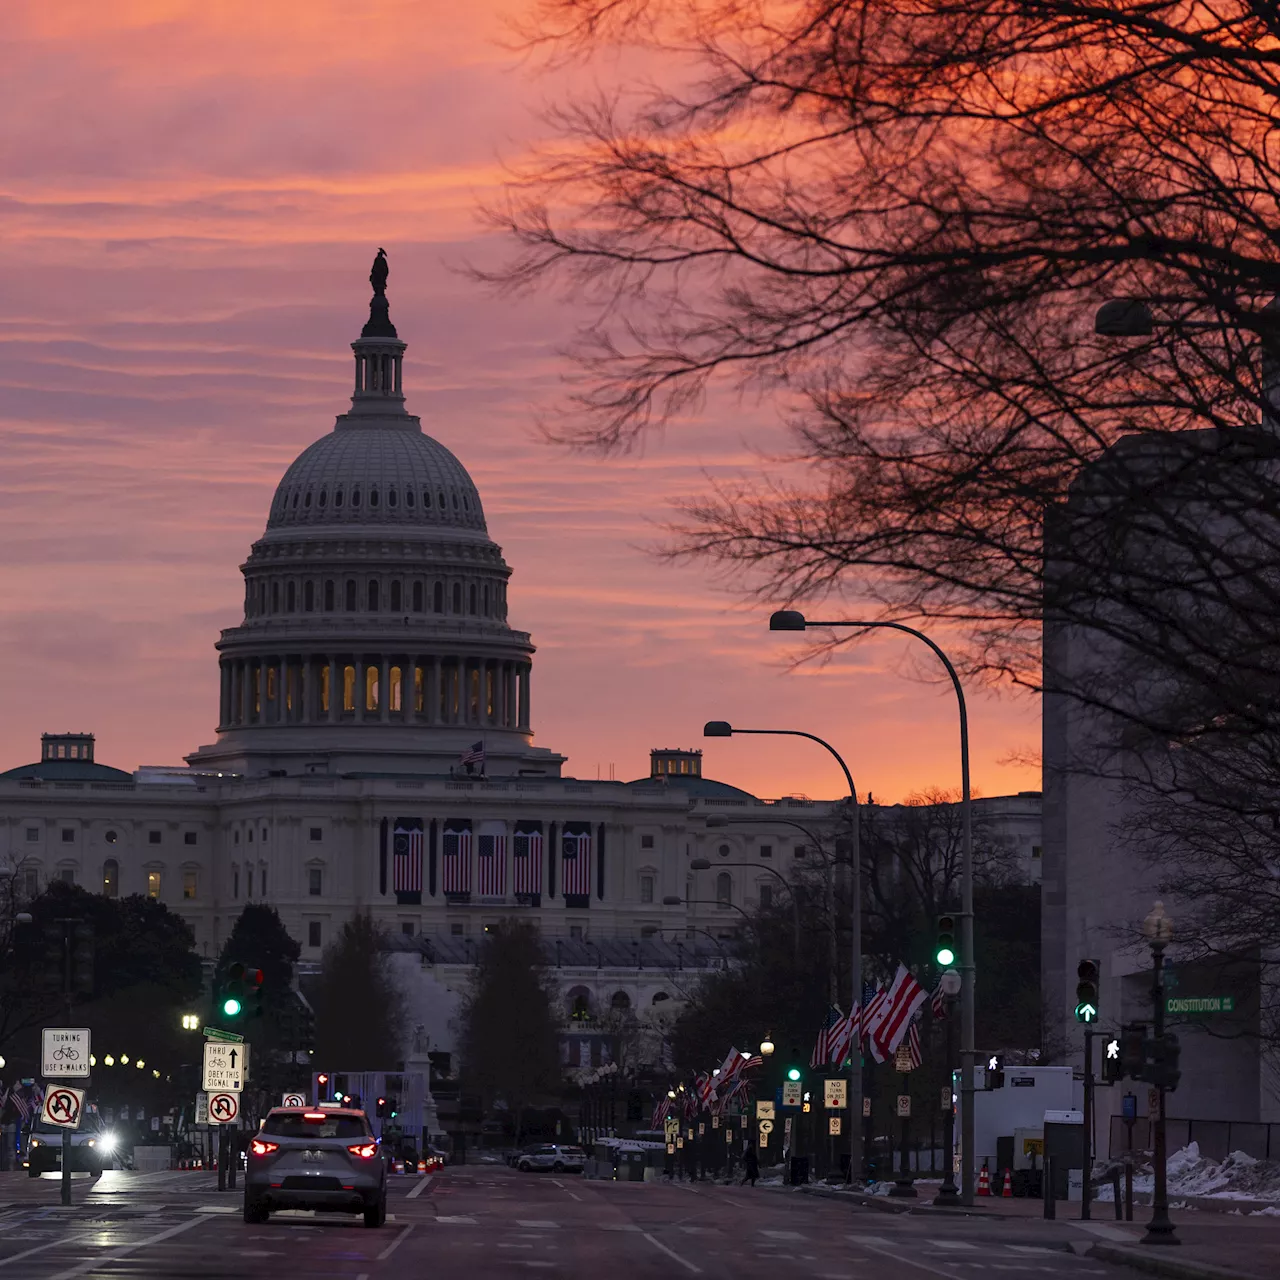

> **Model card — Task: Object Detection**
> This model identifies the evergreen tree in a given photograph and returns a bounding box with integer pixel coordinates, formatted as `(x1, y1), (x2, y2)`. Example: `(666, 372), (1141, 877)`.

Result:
(308, 912), (405, 1070)
(456, 919), (561, 1125)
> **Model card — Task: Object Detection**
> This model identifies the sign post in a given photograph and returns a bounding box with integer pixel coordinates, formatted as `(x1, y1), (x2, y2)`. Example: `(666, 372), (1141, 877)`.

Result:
(41, 1083), (85, 1206)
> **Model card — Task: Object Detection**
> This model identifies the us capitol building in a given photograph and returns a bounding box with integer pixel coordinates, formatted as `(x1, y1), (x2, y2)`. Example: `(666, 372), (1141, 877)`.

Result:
(0, 256), (861, 1053)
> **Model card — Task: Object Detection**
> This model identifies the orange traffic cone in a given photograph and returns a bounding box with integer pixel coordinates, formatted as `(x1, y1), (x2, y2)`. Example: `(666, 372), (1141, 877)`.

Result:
(1002, 1169), (1013, 1198)
(977, 1165), (991, 1196)
(417, 1159), (427, 1174)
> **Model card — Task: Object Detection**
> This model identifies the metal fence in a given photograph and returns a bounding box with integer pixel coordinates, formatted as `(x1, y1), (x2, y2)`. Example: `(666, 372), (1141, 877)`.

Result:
(1108, 1116), (1280, 1161)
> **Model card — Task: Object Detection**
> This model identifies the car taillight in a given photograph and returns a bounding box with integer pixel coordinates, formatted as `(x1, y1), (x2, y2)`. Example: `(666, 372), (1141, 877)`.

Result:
(250, 1139), (279, 1156)
(346, 1142), (378, 1159)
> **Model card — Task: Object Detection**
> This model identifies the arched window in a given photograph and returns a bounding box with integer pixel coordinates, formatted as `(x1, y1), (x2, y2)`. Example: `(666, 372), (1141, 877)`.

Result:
(718, 843), (730, 858)
(424, 489), (432, 508)
(320, 664), (331, 713)
(318, 487), (327, 508)
(335, 487), (344, 508)
(452, 582), (462, 613)
(433, 582), (444, 613)
(304, 580), (314, 612)
(271, 581), (280, 612)
(286, 581), (296, 612)
(610, 991), (631, 1012)
(390, 580), (402, 612)
(388, 487), (398, 508)
(368, 580), (379, 612)
(257, 581), (265, 613)
(351, 487), (361, 507)
(483, 584), (490, 615)
(406, 488), (415, 509)
(303, 490), (312, 509)
(343, 665), (356, 711)
(469, 583), (477, 615)
(716, 872), (732, 907)
(412, 581), (424, 612)
(370, 486), (380, 508)
(366, 664), (379, 711)
(389, 665), (402, 712)
(324, 580), (335, 611)
(102, 859), (119, 899)
(567, 987), (592, 1022)
(651, 991), (671, 1006)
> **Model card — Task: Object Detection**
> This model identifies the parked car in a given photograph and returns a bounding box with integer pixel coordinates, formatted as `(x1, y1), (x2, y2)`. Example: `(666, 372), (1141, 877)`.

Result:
(515, 1144), (586, 1173)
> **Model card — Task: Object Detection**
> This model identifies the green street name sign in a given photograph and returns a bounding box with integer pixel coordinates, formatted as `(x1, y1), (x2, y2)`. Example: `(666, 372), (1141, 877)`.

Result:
(1165, 996), (1234, 1015)
(202, 1026), (245, 1043)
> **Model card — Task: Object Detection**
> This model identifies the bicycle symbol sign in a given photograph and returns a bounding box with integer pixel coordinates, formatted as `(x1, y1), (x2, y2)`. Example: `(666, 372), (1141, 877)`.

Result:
(208, 1092), (240, 1125)
(42, 1086), (85, 1130)
(41, 1027), (91, 1079)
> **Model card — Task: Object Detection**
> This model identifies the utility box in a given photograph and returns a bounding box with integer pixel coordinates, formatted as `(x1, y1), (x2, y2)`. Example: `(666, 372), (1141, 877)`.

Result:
(1043, 1109), (1084, 1201)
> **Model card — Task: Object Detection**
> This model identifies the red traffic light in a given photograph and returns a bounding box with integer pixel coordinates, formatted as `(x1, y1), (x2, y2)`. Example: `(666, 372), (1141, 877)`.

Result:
(245, 967), (264, 988)
(317, 1073), (330, 1086)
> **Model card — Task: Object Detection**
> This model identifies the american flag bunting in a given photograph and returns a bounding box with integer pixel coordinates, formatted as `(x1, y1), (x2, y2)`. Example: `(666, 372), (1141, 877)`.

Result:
(477, 833), (507, 896)
(442, 824), (473, 894)
(392, 818), (424, 893)
(512, 828), (543, 896)
(561, 828), (591, 896)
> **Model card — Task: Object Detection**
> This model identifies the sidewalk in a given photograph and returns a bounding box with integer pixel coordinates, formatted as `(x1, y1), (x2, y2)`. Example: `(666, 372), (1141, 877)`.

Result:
(796, 1183), (1280, 1279)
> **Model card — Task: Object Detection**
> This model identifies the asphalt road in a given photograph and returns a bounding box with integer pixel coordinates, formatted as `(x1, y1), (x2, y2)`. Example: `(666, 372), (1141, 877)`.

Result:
(0, 1164), (1141, 1279)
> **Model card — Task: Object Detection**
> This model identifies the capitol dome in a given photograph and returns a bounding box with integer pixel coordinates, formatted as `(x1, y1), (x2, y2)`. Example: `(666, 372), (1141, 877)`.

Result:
(186, 251), (564, 781)
(265, 424), (487, 536)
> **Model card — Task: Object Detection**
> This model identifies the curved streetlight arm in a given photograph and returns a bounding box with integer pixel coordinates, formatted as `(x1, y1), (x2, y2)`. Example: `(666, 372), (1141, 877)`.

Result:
(717, 727), (857, 802)
(773, 610), (975, 1206)
(690, 858), (801, 963)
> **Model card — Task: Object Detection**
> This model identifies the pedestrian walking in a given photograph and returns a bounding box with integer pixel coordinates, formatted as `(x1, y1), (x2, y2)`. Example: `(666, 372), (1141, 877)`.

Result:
(741, 1142), (759, 1187)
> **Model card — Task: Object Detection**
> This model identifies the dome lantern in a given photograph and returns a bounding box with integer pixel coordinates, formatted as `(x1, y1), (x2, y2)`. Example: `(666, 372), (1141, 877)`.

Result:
(350, 247), (407, 414)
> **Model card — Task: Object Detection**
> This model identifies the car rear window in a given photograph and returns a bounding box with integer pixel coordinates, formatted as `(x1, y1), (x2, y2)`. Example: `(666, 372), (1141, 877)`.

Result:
(262, 1114), (371, 1139)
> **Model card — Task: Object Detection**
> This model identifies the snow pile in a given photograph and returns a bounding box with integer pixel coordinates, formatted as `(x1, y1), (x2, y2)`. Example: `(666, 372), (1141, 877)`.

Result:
(1105, 1143), (1280, 1203)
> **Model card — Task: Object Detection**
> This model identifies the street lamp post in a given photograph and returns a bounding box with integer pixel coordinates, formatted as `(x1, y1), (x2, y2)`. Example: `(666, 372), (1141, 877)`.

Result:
(689, 856), (801, 964)
(935, 967), (963, 1205)
(768, 609), (976, 1205)
(1141, 901), (1179, 1247)
(703, 720), (864, 1183)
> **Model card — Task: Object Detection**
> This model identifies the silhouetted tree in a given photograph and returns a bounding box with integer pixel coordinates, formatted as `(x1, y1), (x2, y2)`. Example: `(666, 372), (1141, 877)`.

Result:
(309, 912), (405, 1069)
(455, 920), (561, 1123)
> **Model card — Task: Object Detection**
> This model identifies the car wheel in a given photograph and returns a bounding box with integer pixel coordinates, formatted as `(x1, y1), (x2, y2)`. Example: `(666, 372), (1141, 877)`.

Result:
(553, 1161), (564, 1173)
(243, 1200), (269, 1224)
(364, 1201), (384, 1228)
(518, 1160), (531, 1172)
(27, 1166), (39, 1179)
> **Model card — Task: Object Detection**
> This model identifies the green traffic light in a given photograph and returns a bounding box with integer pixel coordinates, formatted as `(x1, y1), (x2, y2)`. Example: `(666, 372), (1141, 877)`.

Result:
(936, 945), (956, 966)
(1074, 1001), (1098, 1024)
(787, 1067), (801, 1082)
(223, 997), (242, 1016)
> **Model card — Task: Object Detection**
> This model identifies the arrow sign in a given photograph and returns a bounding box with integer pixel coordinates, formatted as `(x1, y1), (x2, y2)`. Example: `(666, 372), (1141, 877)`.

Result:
(203, 1041), (247, 1092)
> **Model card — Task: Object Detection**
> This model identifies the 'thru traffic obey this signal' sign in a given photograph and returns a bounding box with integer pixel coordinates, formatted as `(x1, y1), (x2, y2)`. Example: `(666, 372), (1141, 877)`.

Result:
(202, 1041), (248, 1092)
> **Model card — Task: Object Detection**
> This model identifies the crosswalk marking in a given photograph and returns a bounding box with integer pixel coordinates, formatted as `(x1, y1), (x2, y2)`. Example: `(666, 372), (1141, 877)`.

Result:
(435, 1215), (478, 1224)
(760, 1230), (805, 1240)
(515, 1220), (558, 1228)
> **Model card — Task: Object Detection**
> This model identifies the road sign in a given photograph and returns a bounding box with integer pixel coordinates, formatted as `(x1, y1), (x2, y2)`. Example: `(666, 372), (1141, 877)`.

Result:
(281, 1092), (305, 1108)
(1166, 996), (1234, 1015)
(758, 1118), (774, 1134)
(756, 1100), (775, 1120)
(697, 1122), (705, 1136)
(42, 1085), (85, 1129)
(195, 1092), (209, 1125)
(863, 1097), (871, 1117)
(202, 1041), (247, 1092)
(896, 1095), (911, 1118)
(202, 1026), (244, 1043)
(664, 1117), (679, 1140)
(208, 1092), (240, 1125)
(823, 1079), (847, 1109)
(1148, 1088), (1161, 1120)
(42, 1028), (90, 1079)
(894, 1043), (915, 1072)
(829, 1116), (842, 1136)
(782, 1081), (802, 1107)
(940, 1086), (952, 1111)
(1022, 1137), (1044, 1157)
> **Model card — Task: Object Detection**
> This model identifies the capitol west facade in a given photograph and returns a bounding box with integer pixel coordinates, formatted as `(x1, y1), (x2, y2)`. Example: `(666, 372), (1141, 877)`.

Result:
(0, 268), (839, 1011)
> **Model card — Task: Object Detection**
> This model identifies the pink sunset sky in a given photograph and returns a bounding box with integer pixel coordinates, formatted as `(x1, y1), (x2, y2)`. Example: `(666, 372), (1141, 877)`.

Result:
(0, 0), (1040, 802)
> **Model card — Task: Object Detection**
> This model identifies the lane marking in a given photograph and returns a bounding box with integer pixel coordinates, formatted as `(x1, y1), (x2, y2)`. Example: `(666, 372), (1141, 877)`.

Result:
(516, 1220), (558, 1228)
(642, 1231), (703, 1275)
(601, 1223), (642, 1231)
(761, 1229), (805, 1240)
(44, 1213), (211, 1280)
(551, 1178), (583, 1201)
(406, 1175), (433, 1200)
(435, 1215), (477, 1224)
(857, 1238), (966, 1280)
(376, 1224), (414, 1262)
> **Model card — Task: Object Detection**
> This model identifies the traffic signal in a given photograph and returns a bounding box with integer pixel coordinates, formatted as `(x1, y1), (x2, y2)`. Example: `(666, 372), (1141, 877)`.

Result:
(786, 1066), (802, 1082)
(376, 1097), (388, 1119)
(985, 1055), (1005, 1089)
(1075, 958), (1100, 1023)
(1145, 1033), (1182, 1091)
(1102, 1035), (1122, 1085)
(244, 966), (265, 1018)
(1119, 1023), (1146, 1078)
(221, 961), (245, 1017)
(802, 1090), (812, 1114)
(71, 922), (93, 995)
(935, 915), (957, 967)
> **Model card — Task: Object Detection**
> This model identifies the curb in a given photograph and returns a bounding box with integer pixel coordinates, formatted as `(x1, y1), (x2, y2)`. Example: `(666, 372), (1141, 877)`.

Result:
(797, 1184), (1013, 1216)
(1088, 1241), (1263, 1280)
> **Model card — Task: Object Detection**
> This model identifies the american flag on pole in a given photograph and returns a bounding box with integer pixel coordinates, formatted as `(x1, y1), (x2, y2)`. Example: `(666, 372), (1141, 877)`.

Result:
(907, 1019), (923, 1070)
(861, 981), (889, 1056)
(682, 1088), (698, 1121)
(695, 1072), (716, 1108)
(931, 978), (949, 1020)
(477, 833), (507, 896)
(460, 740), (485, 774)
(561, 826), (591, 896)
(392, 818), (423, 893)
(512, 826), (543, 896)
(651, 1095), (672, 1128)
(828, 1006), (858, 1067)
(867, 964), (929, 1063)
(811, 1006), (843, 1069)
(442, 822), (473, 894)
